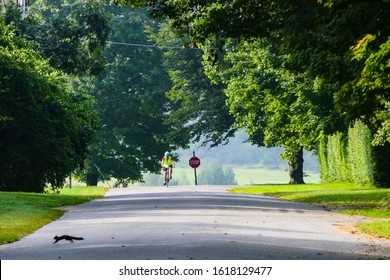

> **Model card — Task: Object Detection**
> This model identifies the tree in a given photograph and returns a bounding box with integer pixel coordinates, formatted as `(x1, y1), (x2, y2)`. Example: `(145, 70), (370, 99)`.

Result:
(0, 21), (98, 192)
(211, 38), (321, 184)
(114, 0), (321, 184)
(117, 0), (390, 185)
(1, 0), (111, 75)
(76, 6), (187, 186)
(151, 22), (236, 147)
(0, 0), (109, 191)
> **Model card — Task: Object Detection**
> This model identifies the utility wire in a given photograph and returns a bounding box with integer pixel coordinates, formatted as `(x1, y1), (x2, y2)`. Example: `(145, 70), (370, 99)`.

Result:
(108, 41), (202, 51)
(92, 162), (112, 188)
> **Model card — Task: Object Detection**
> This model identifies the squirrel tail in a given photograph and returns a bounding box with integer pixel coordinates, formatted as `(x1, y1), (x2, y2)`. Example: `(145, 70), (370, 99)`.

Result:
(73, 237), (84, 240)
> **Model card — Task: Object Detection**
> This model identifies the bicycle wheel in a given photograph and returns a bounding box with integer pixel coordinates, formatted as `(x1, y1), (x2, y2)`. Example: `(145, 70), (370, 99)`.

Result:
(165, 169), (170, 187)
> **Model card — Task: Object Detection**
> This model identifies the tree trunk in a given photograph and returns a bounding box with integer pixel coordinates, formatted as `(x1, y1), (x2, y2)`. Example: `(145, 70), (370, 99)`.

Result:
(86, 172), (98, 186)
(289, 147), (305, 184)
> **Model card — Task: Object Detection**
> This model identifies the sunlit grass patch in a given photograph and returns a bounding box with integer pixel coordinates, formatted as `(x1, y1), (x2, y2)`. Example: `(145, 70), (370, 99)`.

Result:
(0, 186), (108, 244)
(357, 221), (390, 239)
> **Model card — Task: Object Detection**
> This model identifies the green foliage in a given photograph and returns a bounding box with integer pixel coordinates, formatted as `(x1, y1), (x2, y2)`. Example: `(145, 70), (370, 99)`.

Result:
(318, 133), (345, 183)
(318, 120), (376, 186)
(318, 137), (329, 182)
(76, 6), (186, 186)
(0, 1), (110, 192)
(353, 36), (390, 146)
(1, 0), (111, 75)
(205, 37), (321, 182)
(347, 121), (375, 186)
(0, 20), (99, 192)
(77, 6), (238, 186)
(117, 0), (390, 189)
(326, 133), (348, 182)
(153, 23), (236, 147)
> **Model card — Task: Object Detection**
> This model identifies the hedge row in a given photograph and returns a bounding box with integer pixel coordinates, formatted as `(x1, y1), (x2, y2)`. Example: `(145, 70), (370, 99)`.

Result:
(318, 120), (390, 187)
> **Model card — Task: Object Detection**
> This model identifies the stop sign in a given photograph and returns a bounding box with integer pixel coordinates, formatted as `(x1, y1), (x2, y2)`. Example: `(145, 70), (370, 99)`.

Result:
(189, 156), (201, 168)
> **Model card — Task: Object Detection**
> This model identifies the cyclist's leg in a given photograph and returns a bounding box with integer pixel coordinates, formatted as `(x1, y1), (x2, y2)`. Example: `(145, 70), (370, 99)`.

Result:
(164, 166), (171, 184)
(169, 165), (173, 179)
(163, 167), (167, 185)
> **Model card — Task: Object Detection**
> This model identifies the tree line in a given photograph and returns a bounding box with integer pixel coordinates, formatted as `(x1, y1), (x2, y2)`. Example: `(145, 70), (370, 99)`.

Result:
(119, 0), (390, 186)
(1, 0), (389, 192)
(0, 0), (109, 191)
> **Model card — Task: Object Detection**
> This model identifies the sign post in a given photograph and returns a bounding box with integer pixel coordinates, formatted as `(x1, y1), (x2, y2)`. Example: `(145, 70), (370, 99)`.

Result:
(189, 151), (201, 186)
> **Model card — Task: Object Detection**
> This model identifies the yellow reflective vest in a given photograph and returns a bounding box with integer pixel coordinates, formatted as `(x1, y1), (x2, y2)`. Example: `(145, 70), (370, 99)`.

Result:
(162, 156), (173, 166)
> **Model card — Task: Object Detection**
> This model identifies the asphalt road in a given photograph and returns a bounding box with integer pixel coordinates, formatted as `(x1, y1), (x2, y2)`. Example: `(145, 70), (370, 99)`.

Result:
(1, 185), (390, 260)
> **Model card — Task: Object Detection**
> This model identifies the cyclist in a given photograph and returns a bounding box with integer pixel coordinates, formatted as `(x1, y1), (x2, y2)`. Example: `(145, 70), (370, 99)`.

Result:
(161, 151), (174, 185)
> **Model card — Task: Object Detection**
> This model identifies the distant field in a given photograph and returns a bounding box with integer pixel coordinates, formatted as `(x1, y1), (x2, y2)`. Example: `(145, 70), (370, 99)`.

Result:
(173, 167), (320, 186)
(233, 168), (320, 185)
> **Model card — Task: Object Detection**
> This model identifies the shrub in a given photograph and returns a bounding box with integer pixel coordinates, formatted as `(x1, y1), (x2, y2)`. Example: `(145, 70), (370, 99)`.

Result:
(318, 120), (377, 186)
(347, 120), (375, 186)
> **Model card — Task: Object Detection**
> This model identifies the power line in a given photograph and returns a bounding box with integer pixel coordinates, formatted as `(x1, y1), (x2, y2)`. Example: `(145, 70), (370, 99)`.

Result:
(108, 41), (202, 51)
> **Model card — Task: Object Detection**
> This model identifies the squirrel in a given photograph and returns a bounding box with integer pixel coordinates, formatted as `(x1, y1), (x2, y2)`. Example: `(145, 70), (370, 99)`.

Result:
(53, 235), (84, 244)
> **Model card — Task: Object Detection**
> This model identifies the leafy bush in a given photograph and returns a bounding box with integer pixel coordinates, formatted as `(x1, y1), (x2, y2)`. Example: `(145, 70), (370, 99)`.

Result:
(318, 120), (377, 186)
(318, 137), (330, 182)
(0, 22), (98, 192)
(347, 120), (375, 186)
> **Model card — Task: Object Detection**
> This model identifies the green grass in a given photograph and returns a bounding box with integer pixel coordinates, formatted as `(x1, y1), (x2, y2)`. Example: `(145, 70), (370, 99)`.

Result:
(0, 186), (108, 245)
(233, 167), (320, 185)
(229, 182), (390, 239)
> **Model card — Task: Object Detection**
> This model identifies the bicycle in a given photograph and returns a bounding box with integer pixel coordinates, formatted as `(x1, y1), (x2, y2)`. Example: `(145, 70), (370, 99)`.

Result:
(163, 165), (171, 187)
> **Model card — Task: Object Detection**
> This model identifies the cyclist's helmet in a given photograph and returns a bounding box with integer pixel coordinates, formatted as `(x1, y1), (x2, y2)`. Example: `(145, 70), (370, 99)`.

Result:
(165, 151), (170, 157)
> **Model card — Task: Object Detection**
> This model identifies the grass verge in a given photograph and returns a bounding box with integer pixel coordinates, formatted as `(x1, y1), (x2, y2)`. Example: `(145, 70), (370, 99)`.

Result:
(229, 182), (390, 239)
(0, 186), (108, 245)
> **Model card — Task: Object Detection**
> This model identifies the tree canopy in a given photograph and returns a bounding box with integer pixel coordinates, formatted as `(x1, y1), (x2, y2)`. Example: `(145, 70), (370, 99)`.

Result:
(0, 20), (98, 192)
(75, 6), (184, 186)
(1, 0), (111, 75)
(116, 0), (390, 184)
(118, 0), (389, 141)
(74, 5), (241, 186)
(151, 22), (236, 147)
(2, 0), (390, 189)
(0, 0), (111, 192)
